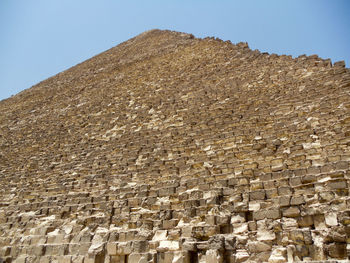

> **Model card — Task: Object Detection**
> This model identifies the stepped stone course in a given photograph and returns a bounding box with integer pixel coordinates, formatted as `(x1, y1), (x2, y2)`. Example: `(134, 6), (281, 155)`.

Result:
(0, 29), (350, 262)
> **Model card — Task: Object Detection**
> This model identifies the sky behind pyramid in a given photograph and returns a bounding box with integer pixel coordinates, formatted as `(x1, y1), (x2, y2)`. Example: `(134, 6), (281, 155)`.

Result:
(1, 0), (349, 101)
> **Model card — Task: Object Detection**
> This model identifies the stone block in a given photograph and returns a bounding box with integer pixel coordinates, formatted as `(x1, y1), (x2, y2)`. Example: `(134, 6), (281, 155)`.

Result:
(71, 256), (85, 263)
(128, 253), (148, 263)
(328, 180), (347, 189)
(283, 207), (300, 218)
(253, 209), (281, 220)
(157, 251), (174, 263)
(235, 250), (249, 263)
(278, 187), (292, 196)
(116, 242), (132, 255)
(158, 241), (180, 252)
(106, 243), (117, 255)
(249, 190), (265, 200)
(0, 246), (11, 257)
(290, 195), (304, 205)
(110, 255), (126, 263)
(289, 177), (301, 187)
(297, 215), (314, 227)
(206, 249), (223, 263)
(278, 196), (290, 207)
(58, 256), (72, 263)
(132, 241), (149, 253)
(326, 243), (347, 259)
(265, 189), (278, 199)
(268, 247), (287, 263)
(325, 213), (338, 226)
(335, 161), (348, 170)
(13, 256), (27, 263)
(247, 241), (271, 253)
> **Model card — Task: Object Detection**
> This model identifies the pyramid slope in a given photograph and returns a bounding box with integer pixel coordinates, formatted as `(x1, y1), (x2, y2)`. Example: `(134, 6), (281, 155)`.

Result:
(0, 29), (350, 262)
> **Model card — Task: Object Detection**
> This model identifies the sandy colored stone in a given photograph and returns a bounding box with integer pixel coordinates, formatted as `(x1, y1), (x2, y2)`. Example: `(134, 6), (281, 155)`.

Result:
(0, 29), (349, 262)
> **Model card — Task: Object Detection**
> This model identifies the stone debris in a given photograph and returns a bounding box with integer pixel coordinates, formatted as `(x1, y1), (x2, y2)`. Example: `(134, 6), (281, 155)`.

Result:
(0, 29), (350, 262)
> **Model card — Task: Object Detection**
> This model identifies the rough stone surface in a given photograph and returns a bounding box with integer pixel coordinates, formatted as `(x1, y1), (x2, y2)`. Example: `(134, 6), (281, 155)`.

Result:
(0, 29), (350, 262)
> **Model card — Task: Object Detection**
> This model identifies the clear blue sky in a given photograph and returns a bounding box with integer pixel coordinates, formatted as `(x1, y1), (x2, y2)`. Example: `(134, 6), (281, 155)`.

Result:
(1, 0), (349, 101)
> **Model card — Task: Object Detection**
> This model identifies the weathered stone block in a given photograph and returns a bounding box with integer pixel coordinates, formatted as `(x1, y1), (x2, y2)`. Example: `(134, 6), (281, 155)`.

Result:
(249, 190), (265, 200)
(326, 242), (347, 259)
(283, 207), (300, 218)
(328, 180), (347, 189)
(110, 255), (126, 263)
(325, 213), (338, 226)
(253, 209), (281, 220)
(106, 243), (117, 255)
(205, 249), (223, 263)
(297, 215), (314, 227)
(128, 253), (148, 263)
(247, 241), (271, 253)
(158, 241), (180, 252)
(132, 241), (149, 253)
(290, 195), (304, 205)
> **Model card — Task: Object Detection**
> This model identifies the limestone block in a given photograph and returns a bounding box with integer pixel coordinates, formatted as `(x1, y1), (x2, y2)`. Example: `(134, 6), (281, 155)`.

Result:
(230, 214), (244, 224)
(278, 196), (290, 207)
(325, 212), (338, 226)
(205, 249), (223, 263)
(110, 255), (126, 263)
(152, 230), (168, 241)
(13, 256), (27, 263)
(314, 214), (327, 230)
(253, 209), (280, 220)
(157, 251), (174, 263)
(0, 246), (10, 257)
(116, 242), (132, 255)
(79, 243), (91, 255)
(27, 245), (45, 256)
(248, 221), (257, 231)
(247, 241), (272, 253)
(106, 243), (118, 255)
(326, 243), (347, 259)
(39, 256), (51, 263)
(257, 229), (276, 241)
(88, 233), (105, 254)
(233, 223), (248, 234)
(249, 190), (265, 201)
(278, 187), (292, 196)
(282, 207), (300, 218)
(265, 189), (278, 199)
(224, 237), (236, 251)
(235, 250), (249, 263)
(248, 202), (260, 211)
(328, 180), (347, 190)
(319, 191), (334, 202)
(268, 247), (287, 263)
(132, 241), (149, 253)
(208, 235), (225, 251)
(253, 252), (271, 263)
(128, 253), (148, 263)
(58, 256), (72, 263)
(71, 256), (85, 263)
(297, 215), (313, 227)
(289, 177), (301, 187)
(45, 244), (68, 256)
(290, 195), (304, 205)
(172, 251), (190, 263)
(288, 230), (304, 244)
(335, 161), (349, 170)
(158, 241), (180, 251)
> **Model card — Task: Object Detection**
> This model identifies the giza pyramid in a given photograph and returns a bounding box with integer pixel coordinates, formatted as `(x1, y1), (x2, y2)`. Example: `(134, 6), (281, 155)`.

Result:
(1, 29), (350, 263)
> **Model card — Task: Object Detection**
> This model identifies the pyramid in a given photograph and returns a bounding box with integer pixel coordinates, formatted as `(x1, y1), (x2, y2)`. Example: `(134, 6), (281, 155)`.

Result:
(0, 29), (350, 262)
